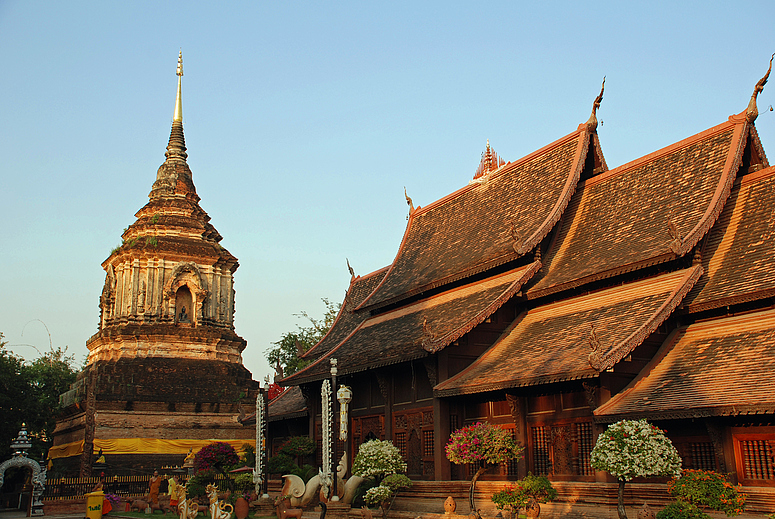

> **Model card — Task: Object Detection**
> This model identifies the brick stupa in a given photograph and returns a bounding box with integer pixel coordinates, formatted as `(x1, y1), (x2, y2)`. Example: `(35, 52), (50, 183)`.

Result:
(51, 53), (258, 476)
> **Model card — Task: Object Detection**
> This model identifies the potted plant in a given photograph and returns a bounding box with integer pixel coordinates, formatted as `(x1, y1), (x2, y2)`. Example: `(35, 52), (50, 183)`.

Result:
(492, 473), (557, 518)
(232, 473), (253, 519)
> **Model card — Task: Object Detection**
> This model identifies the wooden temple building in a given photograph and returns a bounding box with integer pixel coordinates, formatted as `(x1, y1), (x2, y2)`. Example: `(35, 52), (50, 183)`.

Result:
(278, 64), (775, 493)
(50, 53), (258, 476)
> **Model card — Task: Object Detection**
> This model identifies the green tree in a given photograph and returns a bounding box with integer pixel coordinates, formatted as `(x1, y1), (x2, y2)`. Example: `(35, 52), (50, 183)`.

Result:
(0, 334), (78, 460)
(265, 298), (340, 377)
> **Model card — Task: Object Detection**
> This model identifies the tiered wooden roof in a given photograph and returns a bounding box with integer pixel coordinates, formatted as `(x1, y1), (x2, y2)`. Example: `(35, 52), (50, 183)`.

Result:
(301, 266), (388, 362)
(595, 308), (775, 421)
(282, 70), (775, 414)
(685, 165), (775, 312)
(358, 125), (604, 311)
(434, 267), (701, 396)
(268, 386), (307, 422)
(527, 115), (755, 299)
(284, 263), (539, 385)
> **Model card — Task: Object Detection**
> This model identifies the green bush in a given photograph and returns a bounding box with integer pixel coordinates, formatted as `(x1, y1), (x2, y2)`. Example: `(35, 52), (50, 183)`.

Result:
(233, 473), (253, 495)
(492, 473), (557, 514)
(186, 470), (214, 498)
(667, 470), (746, 516)
(279, 436), (316, 458)
(656, 500), (709, 519)
(267, 453), (296, 475)
(240, 443), (256, 468)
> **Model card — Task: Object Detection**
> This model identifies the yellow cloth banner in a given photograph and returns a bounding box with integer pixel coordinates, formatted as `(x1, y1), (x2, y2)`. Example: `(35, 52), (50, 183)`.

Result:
(48, 438), (255, 459)
(47, 440), (85, 459)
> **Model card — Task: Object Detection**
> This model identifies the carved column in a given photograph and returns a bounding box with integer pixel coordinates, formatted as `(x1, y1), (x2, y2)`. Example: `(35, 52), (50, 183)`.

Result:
(705, 420), (727, 473)
(131, 259), (140, 316)
(114, 264), (124, 318)
(375, 373), (392, 441)
(505, 392), (527, 478)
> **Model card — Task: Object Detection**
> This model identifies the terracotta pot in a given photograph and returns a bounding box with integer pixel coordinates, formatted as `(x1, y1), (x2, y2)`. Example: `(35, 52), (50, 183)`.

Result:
(235, 497), (249, 519)
(525, 498), (540, 518)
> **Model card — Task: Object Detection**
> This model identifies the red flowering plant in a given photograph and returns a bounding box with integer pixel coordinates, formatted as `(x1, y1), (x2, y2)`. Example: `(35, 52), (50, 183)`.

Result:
(194, 442), (240, 492)
(446, 422), (523, 515)
(660, 470), (746, 518)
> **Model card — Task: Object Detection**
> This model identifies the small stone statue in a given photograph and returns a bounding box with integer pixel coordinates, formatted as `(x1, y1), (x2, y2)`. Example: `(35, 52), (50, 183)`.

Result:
(444, 496), (456, 515)
(178, 305), (189, 322)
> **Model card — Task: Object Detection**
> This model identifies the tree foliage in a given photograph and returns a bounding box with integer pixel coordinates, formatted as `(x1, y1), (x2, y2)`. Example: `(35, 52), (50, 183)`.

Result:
(265, 298), (340, 377)
(194, 441), (240, 481)
(0, 333), (78, 460)
(590, 419), (682, 481)
(446, 421), (523, 465)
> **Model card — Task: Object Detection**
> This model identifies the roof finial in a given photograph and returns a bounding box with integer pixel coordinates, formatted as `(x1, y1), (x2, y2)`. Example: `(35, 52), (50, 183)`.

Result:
(165, 50), (188, 162)
(404, 186), (415, 214)
(485, 139), (492, 173)
(585, 77), (605, 132)
(174, 50), (183, 123)
(346, 258), (355, 281)
(746, 53), (774, 123)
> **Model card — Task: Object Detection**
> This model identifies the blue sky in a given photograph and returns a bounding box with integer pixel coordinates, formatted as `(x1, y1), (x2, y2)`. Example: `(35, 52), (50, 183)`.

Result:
(1, 1), (774, 383)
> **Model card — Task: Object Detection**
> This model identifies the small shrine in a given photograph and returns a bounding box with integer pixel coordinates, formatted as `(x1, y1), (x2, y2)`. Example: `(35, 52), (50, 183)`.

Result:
(0, 424), (46, 516)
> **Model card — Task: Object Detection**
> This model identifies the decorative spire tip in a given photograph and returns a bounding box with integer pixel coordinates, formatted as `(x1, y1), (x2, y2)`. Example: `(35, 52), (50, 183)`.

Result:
(173, 50), (183, 123)
(585, 76), (605, 132)
(746, 53), (774, 123)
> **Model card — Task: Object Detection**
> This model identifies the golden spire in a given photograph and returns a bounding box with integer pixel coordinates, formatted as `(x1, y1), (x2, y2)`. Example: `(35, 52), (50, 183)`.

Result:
(165, 50), (187, 162)
(746, 54), (774, 123)
(174, 50), (183, 123)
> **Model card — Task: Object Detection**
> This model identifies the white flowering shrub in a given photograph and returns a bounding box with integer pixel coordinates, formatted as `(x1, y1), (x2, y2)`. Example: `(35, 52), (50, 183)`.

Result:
(352, 440), (407, 480)
(364, 485), (393, 505)
(353, 440), (411, 518)
(590, 419), (682, 481)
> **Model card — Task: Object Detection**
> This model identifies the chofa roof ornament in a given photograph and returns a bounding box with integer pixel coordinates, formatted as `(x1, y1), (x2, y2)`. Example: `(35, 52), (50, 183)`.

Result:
(585, 77), (605, 132)
(746, 53), (774, 123)
(472, 139), (505, 182)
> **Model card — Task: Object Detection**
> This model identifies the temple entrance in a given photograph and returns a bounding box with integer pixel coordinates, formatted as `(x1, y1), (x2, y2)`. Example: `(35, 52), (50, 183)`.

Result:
(175, 286), (193, 324)
(0, 466), (33, 515)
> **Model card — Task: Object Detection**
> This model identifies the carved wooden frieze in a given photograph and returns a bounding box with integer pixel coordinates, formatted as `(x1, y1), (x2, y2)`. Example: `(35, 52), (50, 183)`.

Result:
(422, 357), (437, 388)
(505, 393), (522, 436)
